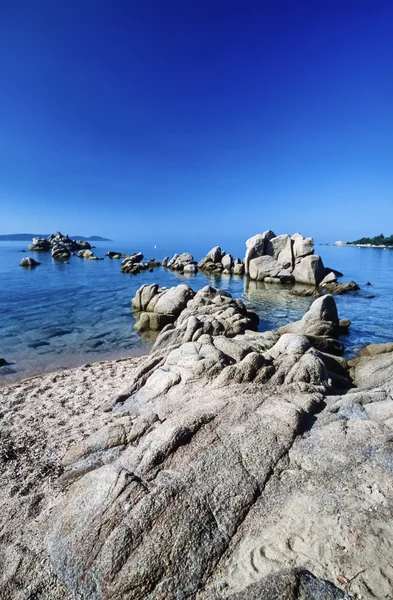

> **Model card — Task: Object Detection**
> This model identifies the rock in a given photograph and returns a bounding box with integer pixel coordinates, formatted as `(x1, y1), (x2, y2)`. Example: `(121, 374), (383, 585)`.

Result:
(291, 232), (314, 260)
(5, 288), (393, 599)
(321, 280), (360, 295)
(167, 252), (195, 271)
(183, 263), (197, 274)
(266, 233), (294, 268)
(290, 288), (320, 298)
(245, 231), (340, 286)
(20, 257), (40, 267)
(292, 255), (326, 285)
(221, 253), (233, 270)
(161, 256), (169, 267)
(151, 286), (259, 352)
(264, 276), (281, 284)
(198, 247), (227, 270)
(51, 244), (71, 261)
(244, 230), (276, 274)
(28, 237), (51, 252)
(319, 271), (337, 285)
(228, 568), (347, 599)
(77, 249), (103, 260)
(206, 245), (225, 263)
(248, 255), (292, 281)
(134, 312), (176, 332)
(120, 253), (145, 273)
(359, 342), (393, 357)
(105, 251), (123, 259)
(279, 294), (339, 338)
(131, 283), (195, 333)
(233, 262), (245, 276)
(0, 358), (7, 367)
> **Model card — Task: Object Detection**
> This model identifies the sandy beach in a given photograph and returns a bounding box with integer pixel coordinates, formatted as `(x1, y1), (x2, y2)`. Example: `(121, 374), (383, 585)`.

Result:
(0, 356), (145, 599)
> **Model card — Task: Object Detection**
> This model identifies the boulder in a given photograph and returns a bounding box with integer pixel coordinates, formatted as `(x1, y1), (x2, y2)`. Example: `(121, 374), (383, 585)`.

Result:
(0, 358), (7, 367)
(198, 246), (226, 270)
(291, 232), (314, 260)
(167, 252), (195, 271)
(248, 255), (292, 281)
(319, 271), (337, 285)
(292, 255), (326, 285)
(20, 257), (40, 267)
(266, 233), (294, 268)
(51, 244), (71, 261)
(161, 256), (169, 267)
(105, 251), (123, 259)
(28, 237), (50, 252)
(279, 294), (340, 338)
(221, 253), (233, 270)
(321, 280), (360, 295)
(245, 230), (276, 274)
(132, 283), (195, 319)
(152, 286), (259, 352)
(233, 262), (245, 276)
(183, 263), (197, 274)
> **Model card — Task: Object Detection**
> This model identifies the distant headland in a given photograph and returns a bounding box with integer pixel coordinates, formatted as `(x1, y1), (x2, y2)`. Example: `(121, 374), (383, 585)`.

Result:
(0, 233), (112, 242)
(334, 233), (393, 248)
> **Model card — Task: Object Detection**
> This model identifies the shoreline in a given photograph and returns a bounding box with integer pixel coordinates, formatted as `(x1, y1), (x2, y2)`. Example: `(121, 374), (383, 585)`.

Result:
(0, 346), (151, 389)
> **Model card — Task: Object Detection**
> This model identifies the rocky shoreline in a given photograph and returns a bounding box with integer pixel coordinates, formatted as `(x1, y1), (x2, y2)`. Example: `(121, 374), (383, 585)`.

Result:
(1, 284), (392, 599)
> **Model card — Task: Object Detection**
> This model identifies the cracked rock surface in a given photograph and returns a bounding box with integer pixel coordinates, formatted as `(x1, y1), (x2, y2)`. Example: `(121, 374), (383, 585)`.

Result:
(1, 293), (393, 599)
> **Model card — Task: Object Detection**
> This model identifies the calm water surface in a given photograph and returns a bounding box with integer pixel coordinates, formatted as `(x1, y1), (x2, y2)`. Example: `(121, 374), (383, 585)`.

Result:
(1, 239), (392, 385)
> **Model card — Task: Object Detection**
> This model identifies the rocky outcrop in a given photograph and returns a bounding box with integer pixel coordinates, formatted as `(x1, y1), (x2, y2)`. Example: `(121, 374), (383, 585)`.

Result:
(28, 237), (51, 251)
(28, 232), (91, 253)
(132, 284), (195, 331)
(77, 250), (104, 260)
(246, 231), (328, 285)
(3, 292), (393, 599)
(20, 257), (40, 267)
(165, 252), (196, 272)
(51, 244), (71, 261)
(279, 294), (339, 338)
(320, 280), (360, 295)
(198, 247), (244, 276)
(105, 251), (124, 259)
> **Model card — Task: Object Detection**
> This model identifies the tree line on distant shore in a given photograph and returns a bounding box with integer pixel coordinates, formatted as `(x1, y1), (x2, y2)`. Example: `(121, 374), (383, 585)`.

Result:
(348, 233), (393, 246)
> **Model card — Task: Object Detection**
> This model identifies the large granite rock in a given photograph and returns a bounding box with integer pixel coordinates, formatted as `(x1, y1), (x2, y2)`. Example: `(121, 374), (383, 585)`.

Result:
(167, 252), (195, 271)
(3, 292), (393, 600)
(278, 294), (339, 338)
(244, 230), (276, 275)
(245, 231), (327, 285)
(292, 254), (326, 285)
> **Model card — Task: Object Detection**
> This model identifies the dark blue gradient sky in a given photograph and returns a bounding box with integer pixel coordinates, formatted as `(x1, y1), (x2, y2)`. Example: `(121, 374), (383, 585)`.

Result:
(1, 1), (392, 245)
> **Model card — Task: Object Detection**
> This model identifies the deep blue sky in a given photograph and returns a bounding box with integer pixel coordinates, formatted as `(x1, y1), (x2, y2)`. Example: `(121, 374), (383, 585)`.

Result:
(1, 0), (392, 246)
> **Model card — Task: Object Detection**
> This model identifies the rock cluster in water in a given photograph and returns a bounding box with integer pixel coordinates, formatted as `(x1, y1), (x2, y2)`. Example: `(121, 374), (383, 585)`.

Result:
(28, 232), (92, 261)
(245, 230), (334, 285)
(120, 253), (161, 274)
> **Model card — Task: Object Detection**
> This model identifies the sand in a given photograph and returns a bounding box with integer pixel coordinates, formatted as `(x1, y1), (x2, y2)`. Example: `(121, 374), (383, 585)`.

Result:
(0, 355), (144, 599)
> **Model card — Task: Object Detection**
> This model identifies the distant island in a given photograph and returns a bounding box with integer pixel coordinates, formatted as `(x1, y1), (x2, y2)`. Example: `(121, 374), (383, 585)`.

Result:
(0, 233), (112, 242)
(346, 233), (393, 247)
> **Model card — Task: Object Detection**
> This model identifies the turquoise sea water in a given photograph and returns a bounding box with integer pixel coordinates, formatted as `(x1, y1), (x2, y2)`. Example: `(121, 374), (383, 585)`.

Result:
(1, 239), (392, 385)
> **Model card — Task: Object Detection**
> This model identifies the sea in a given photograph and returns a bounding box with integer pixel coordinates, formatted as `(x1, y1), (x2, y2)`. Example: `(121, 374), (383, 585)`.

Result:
(1, 238), (392, 386)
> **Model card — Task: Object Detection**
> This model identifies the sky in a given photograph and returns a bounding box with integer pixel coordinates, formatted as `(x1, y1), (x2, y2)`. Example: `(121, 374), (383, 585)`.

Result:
(0, 0), (392, 246)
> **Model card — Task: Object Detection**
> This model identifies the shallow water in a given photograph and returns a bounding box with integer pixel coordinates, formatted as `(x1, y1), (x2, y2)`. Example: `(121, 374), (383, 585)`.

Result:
(1, 239), (392, 385)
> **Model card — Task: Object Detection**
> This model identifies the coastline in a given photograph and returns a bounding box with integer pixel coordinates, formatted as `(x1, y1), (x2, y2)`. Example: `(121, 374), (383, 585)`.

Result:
(0, 346), (151, 388)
